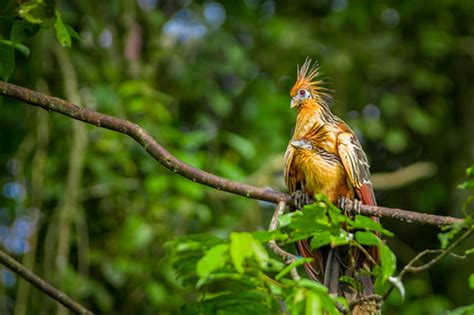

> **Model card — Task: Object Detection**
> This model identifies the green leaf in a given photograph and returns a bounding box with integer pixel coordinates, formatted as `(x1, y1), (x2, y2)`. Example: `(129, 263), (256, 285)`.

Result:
(296, 279), (329, 293)
(286, 204), (331, 234)
(65, 24), (82, 41)
(230, 232), (254, 273)
(196, 244), (229, 278)
(278, 212), (297, 228)
(438, 223), (464, 249)
(448, 304), (474, 315)
(0, 41), (15, 80)
(18, 0), (55, 26)
(469, 274), (474, 290)
(350, 215), (394, 236)
(54, 10), (71, 47)
(309, 231), (331, 249)
(0, 39), (30, 57)
(458, 180), (474, 190)
(329, 230), (353, 247)
(10, 20), (39, 43)
(13, 43), (30, 57)
(380, 244), (397, 282)
(275, 258), (313, 281)
(305, 291), (322, 315)
(250, 237), (270, 268)
(467, 165), (474, 177)
(355, 231), (381, 246)
(251, 230), (288, 243)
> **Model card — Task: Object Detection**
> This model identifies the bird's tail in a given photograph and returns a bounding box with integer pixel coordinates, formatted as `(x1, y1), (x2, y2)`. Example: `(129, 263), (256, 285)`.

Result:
(296, 239), (323, 282)
(296, 241), (380, 314)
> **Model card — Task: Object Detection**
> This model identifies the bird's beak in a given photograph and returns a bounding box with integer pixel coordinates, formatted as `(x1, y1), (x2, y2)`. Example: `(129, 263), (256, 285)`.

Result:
(290, 139), (312, 150)
(290, 97), (298, 108)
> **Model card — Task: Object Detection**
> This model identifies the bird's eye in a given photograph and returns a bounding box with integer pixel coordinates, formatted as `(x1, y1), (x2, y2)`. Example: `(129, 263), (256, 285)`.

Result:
(298, 89), (310, 99)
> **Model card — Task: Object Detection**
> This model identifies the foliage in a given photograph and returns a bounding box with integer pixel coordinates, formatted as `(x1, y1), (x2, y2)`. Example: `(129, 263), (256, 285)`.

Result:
(0, 0), (78, 80)
(0, 0), (473, 314)
(167, 196), (396, 314)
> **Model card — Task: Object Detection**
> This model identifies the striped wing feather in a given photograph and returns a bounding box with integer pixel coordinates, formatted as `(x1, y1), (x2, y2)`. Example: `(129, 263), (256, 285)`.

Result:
(336, 132), (376, 206)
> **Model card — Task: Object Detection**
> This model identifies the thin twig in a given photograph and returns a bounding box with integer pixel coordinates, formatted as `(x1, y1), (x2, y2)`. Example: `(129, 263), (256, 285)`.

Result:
(404, 228), (473, 273)
(383, 227), (473, 300)
(343, 199), (464, 228)
(267, 201), (300, 280)
(0, 249), (93, 315)
(351, 242), (377, 266)
(0, 80), (465, 229)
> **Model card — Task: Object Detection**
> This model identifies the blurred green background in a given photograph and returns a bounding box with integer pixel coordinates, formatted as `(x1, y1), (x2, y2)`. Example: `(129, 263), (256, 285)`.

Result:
(0, 0), (473, 314)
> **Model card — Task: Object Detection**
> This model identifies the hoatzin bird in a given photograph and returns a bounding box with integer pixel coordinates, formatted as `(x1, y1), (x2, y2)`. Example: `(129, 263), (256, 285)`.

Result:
(284, 59), (380, 314)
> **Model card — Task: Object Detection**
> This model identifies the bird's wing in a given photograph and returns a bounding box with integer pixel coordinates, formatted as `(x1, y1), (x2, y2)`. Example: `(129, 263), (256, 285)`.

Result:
(284, 144), (297, 194)
(337, 132), (376, 206)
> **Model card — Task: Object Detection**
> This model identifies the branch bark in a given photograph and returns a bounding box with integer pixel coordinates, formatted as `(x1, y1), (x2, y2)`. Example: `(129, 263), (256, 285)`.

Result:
(0, 249), (93, 315)
(0, 80), (466, 229)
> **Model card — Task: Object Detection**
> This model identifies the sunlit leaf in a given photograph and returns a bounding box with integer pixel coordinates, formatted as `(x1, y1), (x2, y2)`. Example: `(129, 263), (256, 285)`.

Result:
(196, 244), (229, 278)
(230, 232), (253, 273)
(438, 222), (464, 249)
(275, 258), (313, 280)
(305, 291), (322, 315)
(355, 231), (381, 246)
(54, 10), (71, 47)
(309, 231), (331, 249)
(18, 0), (55, 26)
(350, 215), (393, 236)
(380, 244), (397, 282)
(251, 230), (288, 243)
(296, 279), (329, 293)
(466, 165), (474, 177)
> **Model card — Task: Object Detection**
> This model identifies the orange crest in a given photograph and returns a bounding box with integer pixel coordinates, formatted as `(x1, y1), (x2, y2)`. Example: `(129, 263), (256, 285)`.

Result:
(290, 58), (328, 98)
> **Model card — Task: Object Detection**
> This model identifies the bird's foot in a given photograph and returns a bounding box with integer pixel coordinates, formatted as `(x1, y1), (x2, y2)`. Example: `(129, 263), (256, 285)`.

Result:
(352, 199), (362, 214)
(291, 190), (312, 210)
(337, 196), (347, 211)
(338, 197), (362, 216)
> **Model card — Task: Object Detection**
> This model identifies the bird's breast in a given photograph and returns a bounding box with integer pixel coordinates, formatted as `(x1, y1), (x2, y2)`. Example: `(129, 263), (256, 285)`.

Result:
(294, 149), (352, 202)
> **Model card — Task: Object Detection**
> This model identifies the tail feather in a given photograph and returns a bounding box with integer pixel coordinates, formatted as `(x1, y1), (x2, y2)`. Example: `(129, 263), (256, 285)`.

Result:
(296, 240), (323, 281)
(324, 248), (341, 295)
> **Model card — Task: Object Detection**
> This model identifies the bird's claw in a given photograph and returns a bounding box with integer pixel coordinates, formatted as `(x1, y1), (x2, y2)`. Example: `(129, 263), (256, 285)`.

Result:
(337, 197), (347, 211)
(291, 190), (312, 209)
(353, 199), (362, 214)
(338, 197), (362, 216)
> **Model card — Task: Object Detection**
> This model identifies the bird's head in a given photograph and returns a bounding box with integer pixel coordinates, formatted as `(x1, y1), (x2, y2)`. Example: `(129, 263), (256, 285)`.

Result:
(290, 58), (328, 109)
(290, 139), (313, 151)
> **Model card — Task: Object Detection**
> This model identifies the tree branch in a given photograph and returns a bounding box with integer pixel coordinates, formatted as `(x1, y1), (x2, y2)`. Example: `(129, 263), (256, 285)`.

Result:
(0, 80), (465, 228)
(382, 227), (473, 300)
(267, 201), (300, 280)
(0, 249), (93, 315)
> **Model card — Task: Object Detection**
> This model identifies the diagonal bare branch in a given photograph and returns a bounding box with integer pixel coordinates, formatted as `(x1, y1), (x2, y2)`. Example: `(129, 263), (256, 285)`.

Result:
(0, 249), (93, 315)
(0, 80), (465, 229)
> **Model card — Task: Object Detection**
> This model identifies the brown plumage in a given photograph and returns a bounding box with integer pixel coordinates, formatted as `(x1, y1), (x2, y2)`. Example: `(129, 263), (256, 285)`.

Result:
(284, 59), (380, 314)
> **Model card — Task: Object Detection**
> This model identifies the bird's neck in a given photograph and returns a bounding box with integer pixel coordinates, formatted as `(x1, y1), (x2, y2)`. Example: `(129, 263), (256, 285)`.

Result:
(293, 101), (330, 140)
